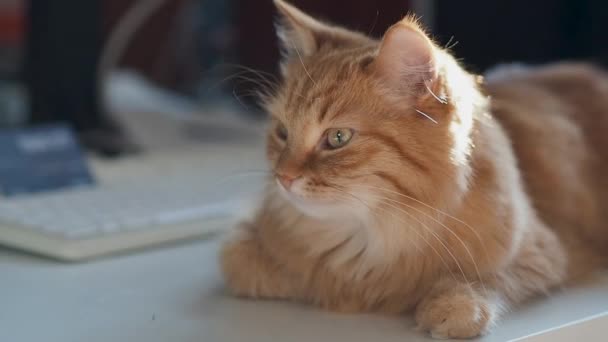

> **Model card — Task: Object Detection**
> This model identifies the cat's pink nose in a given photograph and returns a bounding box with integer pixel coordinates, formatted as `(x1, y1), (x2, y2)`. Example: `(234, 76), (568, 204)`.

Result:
(277, 174), (299, 189)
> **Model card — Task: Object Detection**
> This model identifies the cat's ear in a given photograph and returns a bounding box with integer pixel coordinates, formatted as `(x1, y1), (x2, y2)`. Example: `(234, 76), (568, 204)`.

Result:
(274, 0), (367, 58)
(373, 16), (438, 93)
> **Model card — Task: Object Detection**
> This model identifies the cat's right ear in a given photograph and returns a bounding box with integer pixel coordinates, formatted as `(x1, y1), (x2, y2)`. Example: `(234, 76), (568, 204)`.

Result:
(273, 0), (368, 65)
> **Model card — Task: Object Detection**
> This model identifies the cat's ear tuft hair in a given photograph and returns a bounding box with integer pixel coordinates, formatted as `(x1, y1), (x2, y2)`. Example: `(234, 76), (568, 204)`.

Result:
(274, 0), (324, 56)
(273, 0), (370, 61)
(374, 15), (438, 93)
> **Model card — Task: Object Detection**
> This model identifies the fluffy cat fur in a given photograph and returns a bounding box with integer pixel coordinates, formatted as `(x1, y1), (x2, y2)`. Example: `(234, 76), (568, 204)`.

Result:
(220, 0), (608, 338)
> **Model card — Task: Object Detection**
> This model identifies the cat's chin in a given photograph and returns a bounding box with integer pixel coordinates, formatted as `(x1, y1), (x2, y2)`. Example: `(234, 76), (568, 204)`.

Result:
(277, 185), (351, 220)
(289, 197), (345, 220)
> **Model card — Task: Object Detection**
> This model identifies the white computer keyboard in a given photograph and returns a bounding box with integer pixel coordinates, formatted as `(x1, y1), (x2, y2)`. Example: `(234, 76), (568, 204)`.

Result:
(0, 177), (259, 261)
(0, 139), (268, 261)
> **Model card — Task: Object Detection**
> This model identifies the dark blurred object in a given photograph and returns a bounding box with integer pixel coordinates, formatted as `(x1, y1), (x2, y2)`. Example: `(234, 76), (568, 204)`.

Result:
(0, 124), (95, 196)
(104, 0), (238, 107)
(23, 0), (136, 157)
(434, 0), (608, 72)
(0, 0), (24, 79)
(196, 0), (237, 102)
(103, 0), (185, 90)
(0, 1), (27, 127)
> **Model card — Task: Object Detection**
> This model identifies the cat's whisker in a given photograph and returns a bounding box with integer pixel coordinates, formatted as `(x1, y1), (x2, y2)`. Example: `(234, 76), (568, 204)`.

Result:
(330, 192), (425, 257)
(290, 41), (318, 89)
(367, 10), (379, 35)
(357, 184), (500, 287)
(211, 69), (277, 95)
(231, 73), (278, 91)
(231, 69), (276, 83)
(332, 187), (468, 288)
(357, 185), (482, 241)
(365, 193), (487, 295)
(414, 108), (438, 124)
(233, 78), (277, 97)
(204, 66), (279, 107)
(221, 63), (280, 83)
(329, 187), (460, 283)
(205, 62), (279, 82)
(221, 63), (279, 85)
(374, 198), (471, 285)
(424, 81), (449, 104)
(443, 35), (459, 50)
(331, 194), (456, 281)
(236, 89), (274, 102)
(444, 36), (454, 49)
(232, 88), (252, 111)
(232, 78), (278, 102)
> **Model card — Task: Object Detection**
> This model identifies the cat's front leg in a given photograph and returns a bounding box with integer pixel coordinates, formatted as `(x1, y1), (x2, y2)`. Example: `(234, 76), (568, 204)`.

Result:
(415, 278), (501, 339)
(220, 223), (297, 300)
(416, 226), (567, 339)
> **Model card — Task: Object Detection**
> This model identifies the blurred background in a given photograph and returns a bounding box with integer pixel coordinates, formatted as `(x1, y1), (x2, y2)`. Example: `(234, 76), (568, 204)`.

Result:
(0, 0), (606, 156)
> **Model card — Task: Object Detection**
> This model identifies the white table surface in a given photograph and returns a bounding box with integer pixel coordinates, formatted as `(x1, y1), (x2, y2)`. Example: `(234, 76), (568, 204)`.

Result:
(1, 236), (607, 342)
(1, 141), (607, 342)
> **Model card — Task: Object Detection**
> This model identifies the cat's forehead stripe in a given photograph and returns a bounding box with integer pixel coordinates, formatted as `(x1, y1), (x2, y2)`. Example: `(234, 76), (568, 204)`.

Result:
(317, 96), (333, 123)
(291, 63), (355, 123)
(280, 46), (377, 125)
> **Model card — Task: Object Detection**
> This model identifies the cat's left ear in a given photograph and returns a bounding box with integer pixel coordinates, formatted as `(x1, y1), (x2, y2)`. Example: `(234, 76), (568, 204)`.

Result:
(373, 17), (438, 94)
(274, 0), (368, 59)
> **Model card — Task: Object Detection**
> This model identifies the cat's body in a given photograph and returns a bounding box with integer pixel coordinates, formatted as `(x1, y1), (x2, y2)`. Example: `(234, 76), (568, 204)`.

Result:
(220, 1), (608, 338)
(487, 64), (608, 279)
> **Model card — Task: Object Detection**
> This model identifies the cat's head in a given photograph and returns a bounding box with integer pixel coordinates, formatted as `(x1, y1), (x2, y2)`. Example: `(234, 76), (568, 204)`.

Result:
(266, 0), (479, 221)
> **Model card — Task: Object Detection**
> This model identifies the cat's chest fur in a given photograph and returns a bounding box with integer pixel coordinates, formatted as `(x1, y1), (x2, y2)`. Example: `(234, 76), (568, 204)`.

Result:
(255, 198), (442, 313)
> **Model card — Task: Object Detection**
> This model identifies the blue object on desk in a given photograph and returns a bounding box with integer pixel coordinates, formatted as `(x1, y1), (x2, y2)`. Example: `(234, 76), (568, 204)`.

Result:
(0, 124), (95, 196)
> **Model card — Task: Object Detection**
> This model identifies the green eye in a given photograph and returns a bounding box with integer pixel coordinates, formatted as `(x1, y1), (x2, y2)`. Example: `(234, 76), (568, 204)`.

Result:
(326, 128), (353, 149)
(276, 122), (288, 141)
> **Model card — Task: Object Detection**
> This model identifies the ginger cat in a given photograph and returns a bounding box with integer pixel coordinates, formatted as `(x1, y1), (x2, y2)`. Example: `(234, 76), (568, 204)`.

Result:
(220, 0), (608, 338)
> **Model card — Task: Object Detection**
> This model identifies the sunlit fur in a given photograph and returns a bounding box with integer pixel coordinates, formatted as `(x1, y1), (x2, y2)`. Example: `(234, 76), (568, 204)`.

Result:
(221, 0), (608, 339)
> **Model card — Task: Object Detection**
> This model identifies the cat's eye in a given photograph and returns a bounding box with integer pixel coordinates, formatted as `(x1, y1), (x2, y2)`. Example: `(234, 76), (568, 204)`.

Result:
(325, 128), (354, 149)
(276, 122), (288, 141)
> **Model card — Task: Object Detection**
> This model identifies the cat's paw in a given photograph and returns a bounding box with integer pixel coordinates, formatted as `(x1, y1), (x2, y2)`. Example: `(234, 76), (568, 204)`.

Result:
(415, 284), (496, 339)
(220, 227), (294, 299)
(220, 229), (263, 297)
